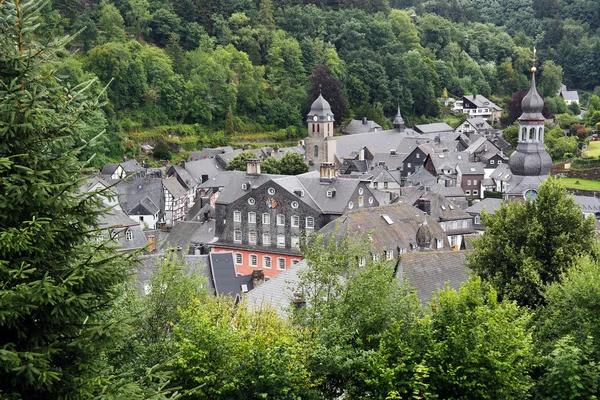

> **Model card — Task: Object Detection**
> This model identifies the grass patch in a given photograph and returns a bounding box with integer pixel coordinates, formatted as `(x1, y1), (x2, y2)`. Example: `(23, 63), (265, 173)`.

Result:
(559, 177), (600, 191)
(583, 141), (600, 158)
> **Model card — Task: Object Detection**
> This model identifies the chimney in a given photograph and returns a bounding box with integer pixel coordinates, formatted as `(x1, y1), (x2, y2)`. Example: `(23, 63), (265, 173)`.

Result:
(252, 270), (265, 287)
(359, 147), (365, 161)
(179, 160), (186, 169)
(362, 117), (367, 125)
(147, 235), (156, 252)
(246, 158), (261, 176)
(416, 197), (431, 215)
(320, 162), (336, 183)
(293, 292), (306, 309)
(390, 149), (396, 156)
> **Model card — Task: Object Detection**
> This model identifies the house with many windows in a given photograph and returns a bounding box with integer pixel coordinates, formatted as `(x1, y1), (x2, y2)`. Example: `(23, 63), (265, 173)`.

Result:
(203, 161), (385, 278)
(453, 94), (502, 123)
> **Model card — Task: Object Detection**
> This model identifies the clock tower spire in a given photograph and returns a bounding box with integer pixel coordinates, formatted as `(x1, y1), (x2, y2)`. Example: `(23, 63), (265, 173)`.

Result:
(306, 92), (336, 165)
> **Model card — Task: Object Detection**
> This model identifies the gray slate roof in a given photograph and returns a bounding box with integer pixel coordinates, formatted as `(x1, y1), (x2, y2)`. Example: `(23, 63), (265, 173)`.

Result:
(112, 177), (163, 216)
(163, 177), (187, 199)
(463, 94), (502, 111)
(398, 251), (471, 305)
(464, 198), (502, 215)
(209, 252), (253, 298)
(188, 146), (234, 161)
(404, 167), (437, 187)
(159, 220), (217, 251)
(414, 122), (454, 134)
(343, 119), (383, 135)
(202, 171), (283, 205)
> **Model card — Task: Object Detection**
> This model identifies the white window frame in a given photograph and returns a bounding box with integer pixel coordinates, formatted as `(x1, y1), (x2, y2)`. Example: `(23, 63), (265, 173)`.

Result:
(262, 232), (271, 246)
(277, 258), (286, 270)
(276, 214), (285, 226)
(126, 229), (133, 241)
(235, 253), (243, 265)
(372, 253), (380, 262)
(291, 215), (300, 227)
(358, 257), (366, 267)
(467, 180), (471, 185)
(233, 210), (241, 223)
(386, 250), (394, 260)
(263, 256), (272, 269)
(436, 239), (443, 249)
(277, 234), (285, 248)
(248, 212), (256, 224)
(490, 159), (495, 164)
(473, 190), (479, 196)
(249, 254), (258, 267)
(291, 236), (299, 249)
(358, 196), (364, 207)
(233, 230), (242, 243)
(262, 213), (270, 225)
(305, 217), (314, 229)
(465, 190), (471, 195)
(248, 231), (257, 244)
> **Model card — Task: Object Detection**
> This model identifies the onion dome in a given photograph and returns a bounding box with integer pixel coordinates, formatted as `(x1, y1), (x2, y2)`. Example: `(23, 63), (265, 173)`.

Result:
(519, 68), (545, 121)
(508, 146), (552, 176)
(416, 220), (432, 249)
(307, 93), (334, 122)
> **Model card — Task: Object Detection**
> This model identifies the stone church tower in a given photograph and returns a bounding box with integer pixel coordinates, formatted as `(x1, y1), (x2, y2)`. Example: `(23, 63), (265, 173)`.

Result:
(305, 93), (336, 165)
(505, 62), (552, 202)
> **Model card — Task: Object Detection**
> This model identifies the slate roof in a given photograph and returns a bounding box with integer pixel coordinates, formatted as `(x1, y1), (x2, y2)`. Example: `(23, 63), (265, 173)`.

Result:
(427, 152), (469, 174)
(560, 90), (579, 102)
(343, 119), (383, 135)
(371, 166), (400, 184)
(184, 158), (221, 183)
(244, 260), (308, 317)
(464, 198), (502, 216)
(136, 254), (214, 295)
(463, 117), (493, 131)
(121, 159), (141, 173)
(397, 251), (471, 305)
(457, 163), (485, 175)
(159, 220), (217, 251)
(98, 209), (147, 250)
(463, 94), (502, 111)
(101, 163), (119, 176)
(188, 146), (234, 161)
(202, 171), (283, 204)
(335, 129), (414, 158)
(163, 177), (187, 199)
(489, 163), (511, 181)
(318, 203), (449, 252)
(170, 164), (199, 189)
(209, 252), (253, 298)
(112, 177), (163, 216)
(574, 195), (600, 215)
(417, 191), (472, 224)
(404, 168), (438, 187)
(370, 152), (407, 170)
(297, 171), (368, 214)
(414, 122), (454, 134)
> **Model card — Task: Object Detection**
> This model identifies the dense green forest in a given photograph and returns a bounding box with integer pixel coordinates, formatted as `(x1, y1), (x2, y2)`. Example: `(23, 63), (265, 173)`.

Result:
(38, 0), (600, 166)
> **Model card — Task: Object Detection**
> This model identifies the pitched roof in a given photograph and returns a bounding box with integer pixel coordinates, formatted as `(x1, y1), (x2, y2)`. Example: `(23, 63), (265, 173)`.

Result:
(414, 122), (454, 134)
(318, 203), (449, 252)
(100, 163), (120, 175)
(170, 164), (199, 189)
(343, 119), (383, 135)
(464, 198), (502, 215)
(427, 152), (469, 174)
(209, 252), (253, 297)
(463, 94), (501, 111)
(188, 146), (234, 161)
(202, 171), (283, 204)
(162, 177), (188, 199)
(457, 163), (485, 175)
(398, 251), (471, 304)
(159, 220), (217, 251)
(121, 159), (141, 173)
(574, 195), (600, 214)
(112, 177), (163, 215)
(489, 163), (511, 181)
(297, 171), (370, 214)
(463, 117), (493, 131)
(560, 90), (579, 102)
(404, 167), (438, 187)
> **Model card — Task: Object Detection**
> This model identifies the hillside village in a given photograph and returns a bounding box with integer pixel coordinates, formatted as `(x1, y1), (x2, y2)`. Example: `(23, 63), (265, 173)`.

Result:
(90, 66), (600, 304)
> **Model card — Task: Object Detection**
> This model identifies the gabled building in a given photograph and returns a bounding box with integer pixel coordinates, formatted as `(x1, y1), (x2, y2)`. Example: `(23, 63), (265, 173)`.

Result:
(453, 94), (502, 123)
(342, 118), (383, 135)
(558, 84), (580, 105)
(456, 163), (485, 200)
(162, 177), (187, 227)
(166, 162), (200, 206)
(99, 209), (147, 252)
(455, 117), (494, 135)
(464, 198), (502, 231)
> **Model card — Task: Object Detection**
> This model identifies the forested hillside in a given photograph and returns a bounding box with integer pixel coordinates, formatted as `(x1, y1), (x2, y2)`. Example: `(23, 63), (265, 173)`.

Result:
(44, 0), (593, 165)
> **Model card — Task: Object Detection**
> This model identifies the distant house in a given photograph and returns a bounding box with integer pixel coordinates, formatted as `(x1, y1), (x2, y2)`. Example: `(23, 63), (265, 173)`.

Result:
(456, 163), (485, 200)
(558, 84), (580, 105)
(455, 117), (494, 135)
(453, 95), (502, 123)
(162, 177), (187, 227)
(98, 209), (147, 252)
(342, 118), (382, 135)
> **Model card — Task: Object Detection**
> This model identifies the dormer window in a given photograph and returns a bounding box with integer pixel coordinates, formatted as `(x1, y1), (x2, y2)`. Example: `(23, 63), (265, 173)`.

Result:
(326, 189), (336, 198)
(126, 229), (133, 241)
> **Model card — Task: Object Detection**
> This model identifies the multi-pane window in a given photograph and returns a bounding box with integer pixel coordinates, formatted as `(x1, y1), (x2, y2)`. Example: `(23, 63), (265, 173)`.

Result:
(233, 210), (241, 222)
(263, 232), (271, 246)
(263, 256), (272, 269)
(386, 250), (394, 260)
(249, 231), (257, 244)
(234, 230), (242, 243)
(276, 214), (285, 226)
(277, 234), (285, 248)
(250, 254), (258, 266)
(277, 258), (286, 270)
(248, 212), (256, 224)
(291, 236), (300, 249)
(291, 215), (300, 227)
(126, 229), (133, 241)
(235, 253), (243, 265)
(372, 253), (380, 261)
(262, 213), (270, 224)
(305, 217), (314, 229)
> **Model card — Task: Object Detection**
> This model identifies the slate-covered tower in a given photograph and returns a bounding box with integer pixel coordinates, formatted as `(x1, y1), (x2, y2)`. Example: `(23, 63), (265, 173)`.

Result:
(505, 61), (552, 201)
(306, 93), (336, 165)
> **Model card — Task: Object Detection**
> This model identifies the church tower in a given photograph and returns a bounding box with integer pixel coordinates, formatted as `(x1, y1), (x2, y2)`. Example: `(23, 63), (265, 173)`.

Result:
(306, 92), (336, 165)
(505, 54), (552, 201)
(393, 106), (405, 132)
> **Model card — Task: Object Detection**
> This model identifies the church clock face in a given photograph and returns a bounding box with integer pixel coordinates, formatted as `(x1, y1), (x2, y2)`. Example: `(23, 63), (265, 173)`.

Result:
(524, 189), (538, 201)
(313, 115), (318, 121)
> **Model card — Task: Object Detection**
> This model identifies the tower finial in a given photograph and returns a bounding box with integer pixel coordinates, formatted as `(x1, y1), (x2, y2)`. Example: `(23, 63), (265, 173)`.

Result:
(531, 47), (537, 73)
(319, 83), (322, 95)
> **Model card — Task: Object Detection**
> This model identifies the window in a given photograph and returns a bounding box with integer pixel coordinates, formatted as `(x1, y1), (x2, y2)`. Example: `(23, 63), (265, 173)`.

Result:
(314, 145), (319, 157)
(465, 190), (471, 195)
(291, 236), (299, 248)
(436, 239), (443, 249)
(312, 124), (315, 133)
(384, 182), (388, 189)
(358, 196), (364, 207)
(126, 229), (133, 241)
(263, 256), (272, 269)
(373, 182), (378, 188)
(358, 257), (366, 267)
(292, 259), (300, 265)
(467, 180), (471, 185)
(262, 213), (270, 224)
(416, 153), (420, 159)
(248, 197), (255, 205)
(348, 201), (354, 209)
(497, 160), (502, 164)
(490, 159), (495, 164)
(263, 232), (271, 245)
(473, 190), (479, 196)
(407, 163), (411, 168)
(291, 215), (300, 227)
(248, 231), (257, 244)
(449, 236), (457, 247)
(358, 187), (364, 195)
(372, 253), (380, 261)
(232, 230), (242, 243)
(250, 254), (258, 267)
(268, 187), (276, 195)
(277, 258), (286, 270)
(386, 250), (394, 260)
(248, 212), (256, 224)
(291, 201), (299, 209)
(305, 217), (314, 229)
(475, 215), (481, 224)
(277, 214), (285, 226)
(473, 179), (478, 186)
(277, 234), (285, 248)
(235, 253), (243, 265)
(368, 196), (374, 204)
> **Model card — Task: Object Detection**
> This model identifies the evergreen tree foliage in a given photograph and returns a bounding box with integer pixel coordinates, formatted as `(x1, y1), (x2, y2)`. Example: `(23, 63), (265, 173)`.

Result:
(468, 178), (597, 308)
(0, 1), (132, 397)
(304, 65), (347, 125)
